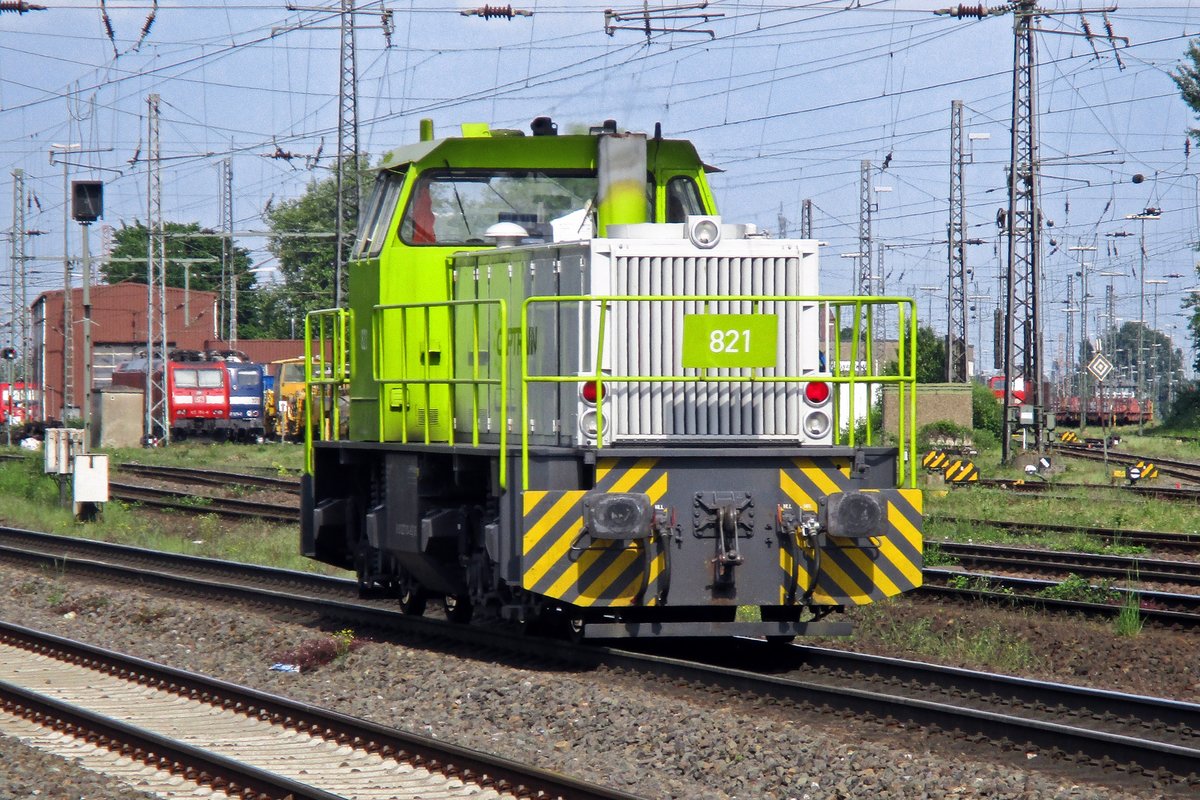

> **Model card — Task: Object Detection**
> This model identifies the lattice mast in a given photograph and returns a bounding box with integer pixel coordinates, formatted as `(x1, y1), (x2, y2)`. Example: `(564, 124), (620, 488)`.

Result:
(9, 170), (25, 383)
(334, 0), (360, 308)
(220, 157), (236, 344)
(936, 2), (1125, 462)
(947, 99), (969, 382)
(800, 199), (812, 239)
(1064, 272), (1075, 395)
(859, 160), (874, 343)
(145, 93), (169, 442)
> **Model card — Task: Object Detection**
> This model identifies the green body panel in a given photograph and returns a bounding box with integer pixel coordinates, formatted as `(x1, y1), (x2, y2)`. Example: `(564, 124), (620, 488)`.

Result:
(348, 127), (718, 443)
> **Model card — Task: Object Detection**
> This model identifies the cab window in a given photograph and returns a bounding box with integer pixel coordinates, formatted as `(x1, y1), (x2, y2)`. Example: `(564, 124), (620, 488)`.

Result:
(354, 170), (405, 258)
(174, 369), (198, 388)
(665, 176), (704, 222)
(398, 169), (597, 246)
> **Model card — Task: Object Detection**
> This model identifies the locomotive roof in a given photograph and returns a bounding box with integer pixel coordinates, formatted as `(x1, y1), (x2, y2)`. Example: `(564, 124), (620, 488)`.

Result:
(376, 127), (714, 174)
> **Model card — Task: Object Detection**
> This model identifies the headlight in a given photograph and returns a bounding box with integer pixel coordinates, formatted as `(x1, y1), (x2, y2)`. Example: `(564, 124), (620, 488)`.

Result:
(803, 410), (830, 438)
(578, 407), (606, 439)
(825, 492), (885, 540)
(687, 216), (721, 248)
(582, 492), (653, 540)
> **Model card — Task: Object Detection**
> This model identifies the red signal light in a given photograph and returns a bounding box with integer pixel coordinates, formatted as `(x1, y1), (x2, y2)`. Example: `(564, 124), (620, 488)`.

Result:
(804, 382), (830, 404)
(580, 381), (605, 404)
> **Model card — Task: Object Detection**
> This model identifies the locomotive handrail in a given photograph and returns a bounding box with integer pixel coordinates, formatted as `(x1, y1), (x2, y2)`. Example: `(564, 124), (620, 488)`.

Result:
(303, 308), (351, 474)
(372, 298), (509, 490)
(519, 294), (919, 490)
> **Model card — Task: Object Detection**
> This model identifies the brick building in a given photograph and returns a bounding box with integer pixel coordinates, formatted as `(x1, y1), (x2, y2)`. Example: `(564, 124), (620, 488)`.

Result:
(31, 282), (305, 421)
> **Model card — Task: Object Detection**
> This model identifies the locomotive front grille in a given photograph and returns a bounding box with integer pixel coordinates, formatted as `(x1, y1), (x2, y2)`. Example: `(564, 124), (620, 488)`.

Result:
(606, 252), (819, 439)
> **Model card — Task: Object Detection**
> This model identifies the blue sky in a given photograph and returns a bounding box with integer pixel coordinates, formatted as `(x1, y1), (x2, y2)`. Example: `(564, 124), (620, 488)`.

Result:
(3, 1), (1200, 376)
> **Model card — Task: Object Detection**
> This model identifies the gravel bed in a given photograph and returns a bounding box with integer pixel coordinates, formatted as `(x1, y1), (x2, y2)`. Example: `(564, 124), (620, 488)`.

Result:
(0, 561), (1192, 800)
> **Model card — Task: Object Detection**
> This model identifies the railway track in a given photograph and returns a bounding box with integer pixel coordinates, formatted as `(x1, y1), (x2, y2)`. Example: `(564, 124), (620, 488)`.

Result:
(930, 515), (1200, 553)
(1051, 444), (1200, 484)
(117, 462), (301, 493)
(930, 540), (1200, 586)
(109, 481), (299, 523)
(971, 477), (1200, 502)
(0, 621), (640, 800)
(921, 568), (1200, 622)
(0, 529), (1197, 790)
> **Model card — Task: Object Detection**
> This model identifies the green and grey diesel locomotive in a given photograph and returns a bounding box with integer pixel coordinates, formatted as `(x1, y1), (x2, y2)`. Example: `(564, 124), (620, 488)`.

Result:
(301, 117), (923, 639)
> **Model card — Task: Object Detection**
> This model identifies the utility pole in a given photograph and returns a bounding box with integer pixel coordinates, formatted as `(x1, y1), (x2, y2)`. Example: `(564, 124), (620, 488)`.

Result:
(334, 0), (359, 308)
(50, 143), (81, 422)
(936, 1), (1121, 463)
(1126, 207), (1160, 435)
(1064, 272), (1075, 401)
(146, 93), (170, 444)
(947, 100), (968, 382)
(220, 158), (236, 344)
(1069, 244), (1096, 430)
(9, 170), (23, 392)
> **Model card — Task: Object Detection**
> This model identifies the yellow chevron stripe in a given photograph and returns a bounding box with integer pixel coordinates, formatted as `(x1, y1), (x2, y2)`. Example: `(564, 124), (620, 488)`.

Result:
(885, 505), (924, 586)
(572, 547), (641, 607)
(797, 458), (844, 496)
(596, 459), (615, 482)
(645, 472), (668, 503)
(780, 470), (817, 509)
(523, 490), (548, 515)
(523, 491), (583, 555)
(606, 549), (666, 607)
(819, 552), (872, 605)
(838, 543), (901, 597)
(525, 515), (584, 588)
(898, 488), (924, 514)
(611, 458), (658, 492)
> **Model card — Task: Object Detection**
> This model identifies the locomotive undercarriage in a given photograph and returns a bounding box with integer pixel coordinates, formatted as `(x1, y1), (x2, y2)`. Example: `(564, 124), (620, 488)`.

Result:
(302, 440), (921, 639)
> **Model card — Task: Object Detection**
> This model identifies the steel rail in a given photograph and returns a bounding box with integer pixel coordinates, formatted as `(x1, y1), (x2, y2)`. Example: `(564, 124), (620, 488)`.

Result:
(931, 541), (1200, 586)
(108, 482), (299, 523)
(0, 621), (644, 800)
(1050, 444), (1200, 483)
(921, 569), (1200, 623)
(930, 515), (1200, 553)
(118, 462), (301, 493)
(970, 477), (1200, 502)
(0, 678), (345, 800)
(1, 535), (1199, 784)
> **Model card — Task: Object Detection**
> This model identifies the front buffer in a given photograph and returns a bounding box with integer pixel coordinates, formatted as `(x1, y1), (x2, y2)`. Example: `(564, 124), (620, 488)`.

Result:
(521, 448), (922, 638)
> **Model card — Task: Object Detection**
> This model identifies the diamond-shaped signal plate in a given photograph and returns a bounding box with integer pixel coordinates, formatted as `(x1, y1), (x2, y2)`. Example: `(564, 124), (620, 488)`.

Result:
(1087, 353), (1114, 382)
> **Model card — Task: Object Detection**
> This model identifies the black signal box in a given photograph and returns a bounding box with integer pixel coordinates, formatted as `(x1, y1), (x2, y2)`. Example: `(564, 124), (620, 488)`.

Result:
(72, 180), (103, 223)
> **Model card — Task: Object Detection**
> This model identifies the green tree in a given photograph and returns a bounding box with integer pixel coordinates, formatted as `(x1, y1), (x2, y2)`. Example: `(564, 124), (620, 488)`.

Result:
(915, 324), (947, 383)
(104, 221), (260, 336)
(1099, 321), (1183, 410)
(264, 156), (368, 320)
(1170, 42), (1200, 371)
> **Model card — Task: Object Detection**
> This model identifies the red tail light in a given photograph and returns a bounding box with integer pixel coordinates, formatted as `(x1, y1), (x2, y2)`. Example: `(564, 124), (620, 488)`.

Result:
(804, 382), (830, 404)
(580, 381), (606, 403)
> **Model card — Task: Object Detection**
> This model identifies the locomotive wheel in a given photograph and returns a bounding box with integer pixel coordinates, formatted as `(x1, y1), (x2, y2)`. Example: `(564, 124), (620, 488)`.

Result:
(442, 594), (473, 623)
(397, 574), (427, 616)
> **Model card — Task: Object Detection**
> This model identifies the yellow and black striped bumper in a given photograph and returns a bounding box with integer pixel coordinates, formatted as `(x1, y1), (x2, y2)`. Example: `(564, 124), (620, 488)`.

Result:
(521, 454), (922, 610)
(778, 458), (923, 606)
(521, 458), (668, 607)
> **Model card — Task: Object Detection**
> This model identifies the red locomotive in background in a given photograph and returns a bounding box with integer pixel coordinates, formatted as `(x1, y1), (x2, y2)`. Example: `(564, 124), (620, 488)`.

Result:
(111, 350), (230, 440)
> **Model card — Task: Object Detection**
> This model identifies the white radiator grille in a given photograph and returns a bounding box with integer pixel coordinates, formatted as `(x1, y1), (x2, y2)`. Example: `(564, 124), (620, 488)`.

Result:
(604, 250), (820, 439)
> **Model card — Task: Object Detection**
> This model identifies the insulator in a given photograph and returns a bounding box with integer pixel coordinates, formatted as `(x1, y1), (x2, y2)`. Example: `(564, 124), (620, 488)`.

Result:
(0, 1), (47, 13)
(952, 4), (989, 18)
(483, 4), (514, 19)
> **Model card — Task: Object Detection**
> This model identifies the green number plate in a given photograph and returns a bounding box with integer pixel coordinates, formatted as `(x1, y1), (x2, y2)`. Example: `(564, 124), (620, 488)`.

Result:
(681, 314), (778, 369)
